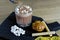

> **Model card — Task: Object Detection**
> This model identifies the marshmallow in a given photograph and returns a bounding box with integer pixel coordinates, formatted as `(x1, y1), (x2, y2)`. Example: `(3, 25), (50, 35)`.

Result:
(11, 25), (25, 36)
(15, 5), (32, 17)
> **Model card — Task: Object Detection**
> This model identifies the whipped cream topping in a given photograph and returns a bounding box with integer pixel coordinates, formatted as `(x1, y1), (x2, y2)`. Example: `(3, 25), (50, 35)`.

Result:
(15, 5), (32, 17)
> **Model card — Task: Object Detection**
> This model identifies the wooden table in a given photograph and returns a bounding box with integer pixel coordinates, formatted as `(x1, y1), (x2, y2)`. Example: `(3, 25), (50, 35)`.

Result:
(0, 0), (60, 24)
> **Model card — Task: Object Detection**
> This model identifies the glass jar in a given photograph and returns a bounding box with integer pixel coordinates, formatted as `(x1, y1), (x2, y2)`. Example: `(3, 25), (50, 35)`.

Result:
(15, 5), (32, 27)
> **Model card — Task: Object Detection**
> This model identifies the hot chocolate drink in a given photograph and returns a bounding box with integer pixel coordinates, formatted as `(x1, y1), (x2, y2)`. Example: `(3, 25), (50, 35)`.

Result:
(15, 5), (32, 27)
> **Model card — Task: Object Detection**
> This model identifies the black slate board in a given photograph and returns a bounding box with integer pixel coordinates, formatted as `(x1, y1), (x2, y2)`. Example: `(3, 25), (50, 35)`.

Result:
(0, 12), (60, 40)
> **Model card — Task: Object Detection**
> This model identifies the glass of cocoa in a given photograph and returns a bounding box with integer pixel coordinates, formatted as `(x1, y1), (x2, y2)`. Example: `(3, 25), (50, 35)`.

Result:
(15, 5), (32, 27)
